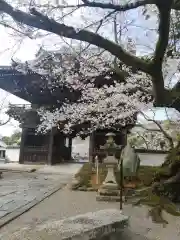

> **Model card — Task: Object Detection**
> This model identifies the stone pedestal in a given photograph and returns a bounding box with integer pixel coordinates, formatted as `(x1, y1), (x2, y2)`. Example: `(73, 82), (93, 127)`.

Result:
(98, 163), (119, 192)
(97, 162), (120, 201)
(96, 133), (123, 202)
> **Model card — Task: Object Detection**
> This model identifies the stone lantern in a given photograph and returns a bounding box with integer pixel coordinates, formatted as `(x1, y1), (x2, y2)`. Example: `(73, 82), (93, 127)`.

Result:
(96, 132), (123, 201)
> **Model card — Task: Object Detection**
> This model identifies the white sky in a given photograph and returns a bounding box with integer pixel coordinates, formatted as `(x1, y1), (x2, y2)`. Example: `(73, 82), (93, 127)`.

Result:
(0, 26), (39, 136)
(0, 2), (178, 136)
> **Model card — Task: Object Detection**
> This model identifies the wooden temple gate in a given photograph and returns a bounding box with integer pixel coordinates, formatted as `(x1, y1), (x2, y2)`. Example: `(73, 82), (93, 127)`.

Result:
(0, 66), (131, 165)
(19, 127), (72, 165)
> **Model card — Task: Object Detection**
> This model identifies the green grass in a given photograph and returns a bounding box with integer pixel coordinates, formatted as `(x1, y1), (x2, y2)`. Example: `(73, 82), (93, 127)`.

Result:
(74, 162), (180, 223)
(137, 165), (162, 187)
(74, 163), (161, 189)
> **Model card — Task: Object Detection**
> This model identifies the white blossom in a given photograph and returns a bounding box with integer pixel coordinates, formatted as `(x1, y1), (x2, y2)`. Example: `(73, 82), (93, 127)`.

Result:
(13, 46), (153, 135)
(37, 71), (153, 134)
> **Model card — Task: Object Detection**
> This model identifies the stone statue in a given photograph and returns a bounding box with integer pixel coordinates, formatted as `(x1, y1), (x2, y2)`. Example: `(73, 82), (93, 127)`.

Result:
(119, 142), (140, 177)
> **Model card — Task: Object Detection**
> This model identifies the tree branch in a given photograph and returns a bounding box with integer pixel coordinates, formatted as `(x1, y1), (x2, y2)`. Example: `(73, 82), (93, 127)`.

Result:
(172, 0), (180, 10)
(0, 0), (151, 74)
(136, 132), (149, 149)
(0, 116), (10, 126)
(34, 0), (180, 11)
(81, 0), (180, 11)
(140, 111), (174, 148)
(81, 0), (156, 11)
(149, 0), (173, 106)
(152, 0), (173, 69)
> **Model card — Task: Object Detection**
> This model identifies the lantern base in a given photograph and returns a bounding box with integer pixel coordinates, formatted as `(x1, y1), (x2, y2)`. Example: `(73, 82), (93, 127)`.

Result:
(102, 164), (118, 186)
(98, 187), (119, 195)
(96, 193), (125, 202)
(97, 182), (120, 202)
(97, 163), (120, 200)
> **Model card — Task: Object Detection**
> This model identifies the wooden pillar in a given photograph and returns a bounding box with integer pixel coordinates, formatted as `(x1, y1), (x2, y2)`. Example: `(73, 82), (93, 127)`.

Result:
(122, 129), (127, 146)
(68, 137), (72, 160)
(47, 128), (54, 165)
(19, 127), (27, 164)
(89, 132), (94, 162)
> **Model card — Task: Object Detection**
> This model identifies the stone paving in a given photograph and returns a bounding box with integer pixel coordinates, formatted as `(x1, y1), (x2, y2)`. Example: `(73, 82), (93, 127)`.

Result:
(0, 171), (73, 225)
(1, 189), (180, 240)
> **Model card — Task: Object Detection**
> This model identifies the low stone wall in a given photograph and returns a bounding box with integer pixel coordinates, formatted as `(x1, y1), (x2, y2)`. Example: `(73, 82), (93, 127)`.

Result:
(2, 209), (129, 240)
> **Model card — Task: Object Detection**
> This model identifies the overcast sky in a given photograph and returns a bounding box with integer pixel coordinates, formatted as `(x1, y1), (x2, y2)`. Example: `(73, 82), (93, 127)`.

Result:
(0, 1), (178, 136)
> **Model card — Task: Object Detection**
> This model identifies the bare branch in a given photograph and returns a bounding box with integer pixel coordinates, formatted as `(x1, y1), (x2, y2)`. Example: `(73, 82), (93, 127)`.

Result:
(136, 131), (149, 149)
(0, 22), (33, 38)
(77, 9), (117, 55)
(34, 0), (180, 11)
(81, 0), (156, 11)
(140, 111), (174, 148)
(30, 0), (180, 11)
(0, 0), (151, 74)
(172, 0), (180, 10)
(0, 116), (10, 126)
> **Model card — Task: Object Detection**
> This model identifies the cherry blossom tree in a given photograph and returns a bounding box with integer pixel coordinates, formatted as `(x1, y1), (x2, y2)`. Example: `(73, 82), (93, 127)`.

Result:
(2, 0), (180, 207)
(0, 0), (180, 111)
(12, 45), (153, 136)
(0, 0), (179, 108)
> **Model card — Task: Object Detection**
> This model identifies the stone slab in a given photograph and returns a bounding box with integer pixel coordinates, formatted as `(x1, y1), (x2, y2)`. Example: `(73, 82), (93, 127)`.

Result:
(96, 194), (125, 202)
(0, 172), (73, 228)
(0, 182), (66, 229)
(0, 163), (83, 175)
(1, 209), (129, 240)
(0, 190), (17, 197)
(0, 211), (7, 218)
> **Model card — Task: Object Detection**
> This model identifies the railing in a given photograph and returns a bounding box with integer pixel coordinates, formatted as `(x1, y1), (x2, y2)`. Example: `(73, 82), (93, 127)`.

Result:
(9, 104), (32, 110)
(0, 65), (36, 76)
(24, 146), (48, 152)
(22, 146), (49, 164)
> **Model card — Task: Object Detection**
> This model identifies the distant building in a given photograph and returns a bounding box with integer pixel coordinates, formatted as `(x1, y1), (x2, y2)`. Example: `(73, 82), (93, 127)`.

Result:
(0, 140), (7, 163)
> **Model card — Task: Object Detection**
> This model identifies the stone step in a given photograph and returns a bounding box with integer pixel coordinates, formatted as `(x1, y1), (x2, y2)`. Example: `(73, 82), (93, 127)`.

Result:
(1, 209), (129, 240)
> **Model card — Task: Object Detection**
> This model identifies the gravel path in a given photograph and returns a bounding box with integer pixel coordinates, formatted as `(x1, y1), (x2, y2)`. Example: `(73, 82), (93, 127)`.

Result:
(1, 189), (180, 239)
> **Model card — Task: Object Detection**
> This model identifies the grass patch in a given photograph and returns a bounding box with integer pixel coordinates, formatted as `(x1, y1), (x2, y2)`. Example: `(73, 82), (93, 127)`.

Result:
(74, 163), (161, 189)
(74, 163), (93, 188)
(74, 163), (180, 223)
(137, 165), (162, 187)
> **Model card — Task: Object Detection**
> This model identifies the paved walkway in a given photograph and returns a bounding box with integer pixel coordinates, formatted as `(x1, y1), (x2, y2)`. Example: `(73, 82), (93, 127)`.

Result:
(0, 164), (82, 227)
(0, 163), (83, 174)
(1, 189), (180, 240)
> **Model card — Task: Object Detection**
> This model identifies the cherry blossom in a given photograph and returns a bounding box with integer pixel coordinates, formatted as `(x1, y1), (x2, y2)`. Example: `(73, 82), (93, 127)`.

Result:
(12, 40), (180, 137)
(26, 47), (153, 135)
(129, 119), (180, 150)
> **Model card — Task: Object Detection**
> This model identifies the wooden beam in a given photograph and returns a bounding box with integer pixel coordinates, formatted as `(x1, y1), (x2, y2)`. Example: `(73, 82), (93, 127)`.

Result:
(19, 128), (27, 164)
(47, 128), (54, 165)
(89, 132), (94, 162)
(69, 137), (72, 158)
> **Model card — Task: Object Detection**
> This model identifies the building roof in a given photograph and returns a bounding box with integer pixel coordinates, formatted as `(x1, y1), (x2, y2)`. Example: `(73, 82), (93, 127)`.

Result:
(0, 66), (77, 105)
